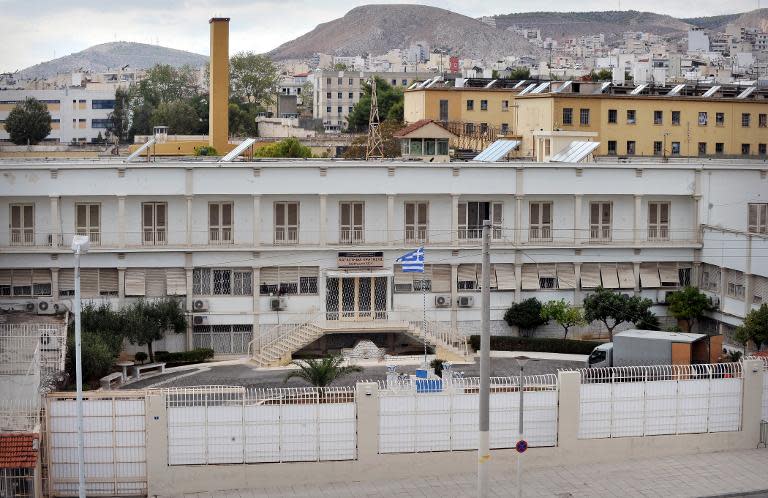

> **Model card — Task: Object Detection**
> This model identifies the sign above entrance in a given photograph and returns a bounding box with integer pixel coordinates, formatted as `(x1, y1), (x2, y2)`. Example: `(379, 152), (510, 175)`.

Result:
(337, 251), (384, 268)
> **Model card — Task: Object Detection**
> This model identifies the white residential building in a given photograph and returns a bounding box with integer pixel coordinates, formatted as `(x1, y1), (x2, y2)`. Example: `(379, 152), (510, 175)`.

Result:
(0, 159), (765, 356)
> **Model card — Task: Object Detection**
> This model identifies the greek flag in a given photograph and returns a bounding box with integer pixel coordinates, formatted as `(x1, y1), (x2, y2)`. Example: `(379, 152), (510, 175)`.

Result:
(396, 247), (425, 273)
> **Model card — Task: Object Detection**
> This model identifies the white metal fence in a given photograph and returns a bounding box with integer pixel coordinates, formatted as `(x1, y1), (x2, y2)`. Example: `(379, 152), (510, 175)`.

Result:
(378, 375), (558, 453)
(166, 386), (357, 465)
(0, 399), (40, 432)
(46, 394), (147, 497)
(576, 364), (743, 439)
(749, 356), (768, 421)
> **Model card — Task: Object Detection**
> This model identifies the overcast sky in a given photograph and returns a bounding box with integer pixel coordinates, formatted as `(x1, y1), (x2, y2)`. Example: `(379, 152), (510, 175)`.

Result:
(0, 0), (759, 73)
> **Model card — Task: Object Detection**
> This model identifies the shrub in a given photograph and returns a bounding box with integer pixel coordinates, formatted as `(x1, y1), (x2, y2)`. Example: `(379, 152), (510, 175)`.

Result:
(194, 145), (218, 156)
(65, 331), (116, 384)
(503, 298), (547, 337)
(134, 352), (148, 364)
(154, 348), (214, 365)
(469, 335), (601, 355)
(430, 358), (446, 378)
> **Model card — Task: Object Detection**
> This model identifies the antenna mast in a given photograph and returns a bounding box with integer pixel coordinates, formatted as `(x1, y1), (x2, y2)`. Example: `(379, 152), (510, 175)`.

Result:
(366, 77), (384, 159)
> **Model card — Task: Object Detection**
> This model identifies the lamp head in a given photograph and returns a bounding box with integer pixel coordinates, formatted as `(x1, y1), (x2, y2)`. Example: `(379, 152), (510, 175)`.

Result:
(71, 235), (90, 254)
(514, 355), (530, 368)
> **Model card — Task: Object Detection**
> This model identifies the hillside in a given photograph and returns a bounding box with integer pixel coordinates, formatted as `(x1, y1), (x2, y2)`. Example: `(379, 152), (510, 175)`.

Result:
(725, 8), (768, 32)
(18, 42), (208, 80)
(681, 14), (741, 31)
(269, 4), (541, 61)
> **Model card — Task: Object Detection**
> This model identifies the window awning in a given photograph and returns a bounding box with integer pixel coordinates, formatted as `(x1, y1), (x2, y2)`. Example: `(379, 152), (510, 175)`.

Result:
(521, 264), (539, 290)
(494, 264), (515, 290)
(640, 263), (661, 288)
(600, 265), (620, 289)
(658, 263), (679, 285)
(617, 264), (636, 289)
(557, 264), (576, 289)
(580, 264), (601, 288)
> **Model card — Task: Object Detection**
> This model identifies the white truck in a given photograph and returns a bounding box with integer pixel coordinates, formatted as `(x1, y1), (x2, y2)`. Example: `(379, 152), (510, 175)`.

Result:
(587, 329), (722, 368)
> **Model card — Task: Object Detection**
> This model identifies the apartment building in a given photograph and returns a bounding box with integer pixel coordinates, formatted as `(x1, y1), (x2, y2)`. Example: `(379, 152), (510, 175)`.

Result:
(0, 158), (765, 356)
(0, 88), (117, 144)
(404, 80), (768, 157)
(313, 70), (434, 132)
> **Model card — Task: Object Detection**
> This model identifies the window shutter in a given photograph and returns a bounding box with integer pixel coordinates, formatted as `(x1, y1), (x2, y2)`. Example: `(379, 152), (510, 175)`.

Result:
(0, 269), (11, 286)
(494, 264), (515, 290)
(32, 269), (52, 284)
(431, 265), (451, 293)
(640, 263), (661, 288)
(420, 265), (433, 280)
(457, 264), (478, 285)
(299, 267), (319, 279)
(58, 269), (74, 292)
(617, 264), (636, 289)
(260, 267), (279, 286)
(538, 264), (556, 279)
(521, 264), (539, 290)
(600, 265), (620, 289)
(278, 266), (299, 286)
(12, 269), (32, 286)
(146, 268), (167, 297)
(556, 264), (576, 289)
(394, 266), (413, 286)
(125, 269), (146, 296)
(580, 264), (601, 289)
(488, 265), (498, 289)
(166, 268), (187, 295)
(99, 269), (118, 294)
(80, 269), (99, 297)
(658, 263), (679, 285)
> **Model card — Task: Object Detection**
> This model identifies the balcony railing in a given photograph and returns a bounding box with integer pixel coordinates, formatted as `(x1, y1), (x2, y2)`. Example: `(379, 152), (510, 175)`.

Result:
(10, 230), (34, 246)
(529, 226), (552, 242)
(274, 227), (298, 245)
(589, 226), (611, 242)
(405, 228), (427, 244)
(143, 229), (167, 245)
(209, 227), (233, 244)
(648, 226), (669, 241)
(340, 228), (364, 244)
(75, 229), (100, 245)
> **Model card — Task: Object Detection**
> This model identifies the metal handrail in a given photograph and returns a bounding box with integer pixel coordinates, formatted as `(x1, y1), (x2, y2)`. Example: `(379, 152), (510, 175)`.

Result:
(247, 308), (320, 359)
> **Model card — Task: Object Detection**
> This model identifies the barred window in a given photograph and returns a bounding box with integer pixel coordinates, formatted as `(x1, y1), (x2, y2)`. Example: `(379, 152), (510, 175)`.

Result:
(259, 267), (319, 295)
(193, 268), (252, 296)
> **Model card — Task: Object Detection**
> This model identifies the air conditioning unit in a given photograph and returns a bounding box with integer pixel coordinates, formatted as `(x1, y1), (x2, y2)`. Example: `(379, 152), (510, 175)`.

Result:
(192, 299), (209, 312)
(435, 295), (451, 308)
(457, 296), (474, 308)
(24, 301), (36, 312)
(709, 296), (720, 309)
(270, 297), (287, 311)
(36, 299), (59, 315)
(40, 330), (61, 351)
(657, 290), (671, 304)
(621, 293), (632, 299)
(192, 315), (208, 326)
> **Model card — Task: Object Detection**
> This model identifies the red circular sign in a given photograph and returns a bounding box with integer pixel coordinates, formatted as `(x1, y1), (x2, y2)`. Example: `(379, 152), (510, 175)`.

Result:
(515, 440), (528, 453)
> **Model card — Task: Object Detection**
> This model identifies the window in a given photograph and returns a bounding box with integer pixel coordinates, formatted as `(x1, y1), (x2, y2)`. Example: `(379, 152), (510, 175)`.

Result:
(742, 144), (751, 155)
(716, 143), (724, 155)
(142, 202), (166, 245)
(742, 113), (751, 127)
(193, 268), (253, 296)
(348, 92), (353, 99)
(653, 141), (662, 156)
(626, 141), (636, 155)
(337, 92), (342, 99)
(75, 203), (100, 245)
(439, 100), (448, 121)
(480, 100), (488, 111)
(437, 139), (449, 155)
(464, 123), (474, 134)
(479, 123), (488, 135)
(529, 202), (552, 241)
(579, 108), (590, 125)
(395, 264), (450, 293)
(760, 113), (767, 128)
(500, 123), (509, 135)
(671, 142), (680, 155)
(648, 202), (669, 241)
(458, 201), (502, 240)
(562, 108), (573, 125)
(326, 106), (331, 113)
(457, 264), (479, 290)
(607, 140), (617, 155)
(404, 202), (428, 243)
(208, 202), (233, 244)
(326, 92), (331, 99)
(391, 79), (396, 86)
(192, 324), (252, 354)
(326, 78), (331, 85)
(726, 270), (745, 300)
(337, 77), (342, 85)
(402, 79), (407, 86)
(698, 112), (708, 126)
(466, 100), (474, 111)
(501, 100), (509, 111)
(653, 110), (662, 125)
(716, 112), (725, 126)
(409, 138), (422, 155)
(349, 78), (354, 85)
(91, 119), (110, 128)
(337, 106), (342, 113)
(340, 202), (364, 244)
(671, 111), (680, 125)
(589, 202), (611, 241)
(274, 201), (299, 244)
(348, 107), (353, 113)
(58, 268), (118, 297)
(0, 269), (52, 297)
(91, 100), (115, 109)
(698, 142), (707, 156)
(607, 109), (617, 124)
(748, 203), (768, 234)
(760, 144), (767, 156)
(259, 267), (318, 295)
(10, 204), (34, 246)
(626, 110), (636, 124)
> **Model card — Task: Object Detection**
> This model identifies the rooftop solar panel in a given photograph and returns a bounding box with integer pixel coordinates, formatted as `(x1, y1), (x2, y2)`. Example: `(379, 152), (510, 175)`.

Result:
(472, 139), (521, 162)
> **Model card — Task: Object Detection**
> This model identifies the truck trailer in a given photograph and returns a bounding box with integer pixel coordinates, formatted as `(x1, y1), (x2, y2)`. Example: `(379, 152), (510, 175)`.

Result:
(587, 329), (723, 368)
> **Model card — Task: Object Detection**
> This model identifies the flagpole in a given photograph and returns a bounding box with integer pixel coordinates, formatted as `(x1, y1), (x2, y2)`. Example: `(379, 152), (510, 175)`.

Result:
(422, 276), (427, 368)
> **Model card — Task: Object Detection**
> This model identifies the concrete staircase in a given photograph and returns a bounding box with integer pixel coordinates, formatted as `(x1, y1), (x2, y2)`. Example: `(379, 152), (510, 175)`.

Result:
(404, 321), (471, 362)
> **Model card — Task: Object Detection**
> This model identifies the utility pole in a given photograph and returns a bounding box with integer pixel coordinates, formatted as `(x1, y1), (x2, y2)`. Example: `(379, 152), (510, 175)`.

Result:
(477, 219), (491, 497)
(366, 77), (384, 159)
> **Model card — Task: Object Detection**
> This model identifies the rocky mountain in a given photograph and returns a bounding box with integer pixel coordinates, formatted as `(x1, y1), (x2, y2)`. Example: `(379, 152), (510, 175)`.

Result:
(17, 42), (208, 80)
(725, 8), (768, 32)
(681, 14), (741, 31)
(268, 4), (542, 61)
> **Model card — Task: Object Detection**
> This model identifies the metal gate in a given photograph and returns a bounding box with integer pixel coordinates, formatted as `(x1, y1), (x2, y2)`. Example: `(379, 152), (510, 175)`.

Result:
(326, 276), (387, 321)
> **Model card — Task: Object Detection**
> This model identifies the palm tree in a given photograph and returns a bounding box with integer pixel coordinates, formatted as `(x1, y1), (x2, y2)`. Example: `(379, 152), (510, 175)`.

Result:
(284, 355), (362, 387)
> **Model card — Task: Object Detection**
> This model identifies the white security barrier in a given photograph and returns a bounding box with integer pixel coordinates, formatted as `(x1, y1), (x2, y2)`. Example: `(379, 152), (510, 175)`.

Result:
(166, 386), (356, 465)
(46, 395), (147, 497)
(379, 375), (558, 453)
(578, 364), (743, 439)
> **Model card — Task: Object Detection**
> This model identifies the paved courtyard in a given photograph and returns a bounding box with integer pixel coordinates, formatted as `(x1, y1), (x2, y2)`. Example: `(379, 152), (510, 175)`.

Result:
(168, 448), (768, 498)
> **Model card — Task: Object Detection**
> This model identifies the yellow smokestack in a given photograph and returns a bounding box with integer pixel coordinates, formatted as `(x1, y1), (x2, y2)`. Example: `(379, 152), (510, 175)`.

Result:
(209, 17), (229, 152)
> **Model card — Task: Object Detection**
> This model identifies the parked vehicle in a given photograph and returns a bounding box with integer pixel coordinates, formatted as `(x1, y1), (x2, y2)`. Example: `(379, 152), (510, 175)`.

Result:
(587, 329), (722, 368)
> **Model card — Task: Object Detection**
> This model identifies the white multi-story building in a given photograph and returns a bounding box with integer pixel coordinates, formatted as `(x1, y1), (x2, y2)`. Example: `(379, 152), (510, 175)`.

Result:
(0, 159), (765, 356)
(0, 88), (117, 144)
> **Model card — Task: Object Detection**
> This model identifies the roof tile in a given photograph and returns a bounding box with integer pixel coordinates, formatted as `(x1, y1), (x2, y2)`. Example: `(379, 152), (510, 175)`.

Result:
(0, 433), (39, 469)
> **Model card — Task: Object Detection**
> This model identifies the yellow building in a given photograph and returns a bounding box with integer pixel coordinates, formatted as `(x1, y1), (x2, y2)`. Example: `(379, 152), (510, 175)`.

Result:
(404, 80), (768, 158)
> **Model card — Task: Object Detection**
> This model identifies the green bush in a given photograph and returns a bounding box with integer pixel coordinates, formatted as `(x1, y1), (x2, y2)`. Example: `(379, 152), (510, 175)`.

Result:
(503, 298), (547, 337)
(194, 145), (218, 156)
(65, 331), (116, 384)
(155, 348), (214, 365)
(468, 335), (602, 355)
(134, 352), (148, 364)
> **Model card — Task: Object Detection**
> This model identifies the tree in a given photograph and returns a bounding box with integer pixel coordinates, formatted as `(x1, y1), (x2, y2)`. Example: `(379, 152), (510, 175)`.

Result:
(345, 77), (404, 132)
(150, 100), (200, 134)
(503, 298), (547, 337)
(541, 299), (587, 339)
(589, 69), (612, 81)
(108, 87), (131, 143)
(255, 137), (312, 158)
(228, 101), (259, 137)
(142, 64), (200, 104)
(284, 355), (362, 387)
(333, 62), (349, 71)
(230, 52), (280, 108)
(666, 286), (712, 332)
(583, 287), (653, 340)
(509, 67), (530, 79)
(123, 298), (187, 363)
(734, 304), (768, 351)
(65, 331), (115, 387)
(5, 97), (51, 145)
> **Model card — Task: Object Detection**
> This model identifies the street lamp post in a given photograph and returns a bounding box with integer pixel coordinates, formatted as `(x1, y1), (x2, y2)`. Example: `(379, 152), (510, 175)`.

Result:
(515, 356), (530, 498)
(71, 235), (90, 498)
